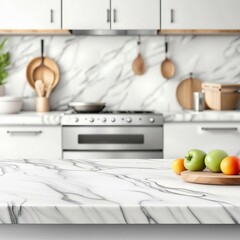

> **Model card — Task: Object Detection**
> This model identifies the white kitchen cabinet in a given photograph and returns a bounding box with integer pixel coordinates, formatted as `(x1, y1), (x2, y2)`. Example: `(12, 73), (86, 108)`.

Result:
(63, 0), (110, 30)
(161, 0), (240, 30)
(0, 0), (61, 29)
(111, 0), (160, 30)
(63, 0), (160, 30)
(0, 126), (61, 159)
(164, 123), (240, 158)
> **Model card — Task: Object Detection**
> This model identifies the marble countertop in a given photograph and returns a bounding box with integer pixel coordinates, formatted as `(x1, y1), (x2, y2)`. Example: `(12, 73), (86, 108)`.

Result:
(163, 110), (240, 122)
(0, 158), (239, 224)
(0, 111), (63, 125)
(0, 110), (239, 125)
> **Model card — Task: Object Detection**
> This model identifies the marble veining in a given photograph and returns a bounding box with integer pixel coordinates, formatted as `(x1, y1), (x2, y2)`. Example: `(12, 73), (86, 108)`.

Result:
(0, 158), (239, 224)
(2, 35), (240, 112)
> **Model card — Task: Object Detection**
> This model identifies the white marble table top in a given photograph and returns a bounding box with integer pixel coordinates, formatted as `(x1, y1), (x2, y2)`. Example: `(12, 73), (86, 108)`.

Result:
(0, 158), (239, 224)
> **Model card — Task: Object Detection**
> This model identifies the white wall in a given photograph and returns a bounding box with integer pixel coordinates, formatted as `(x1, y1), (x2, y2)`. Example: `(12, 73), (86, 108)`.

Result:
(2, 35), (240, 112)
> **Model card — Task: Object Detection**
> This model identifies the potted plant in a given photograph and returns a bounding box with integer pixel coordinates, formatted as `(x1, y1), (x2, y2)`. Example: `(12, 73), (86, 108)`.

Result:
(0, 38), (11, 96)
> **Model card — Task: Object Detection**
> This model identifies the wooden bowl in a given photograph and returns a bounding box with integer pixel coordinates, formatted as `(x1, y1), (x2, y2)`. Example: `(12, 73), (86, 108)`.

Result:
(26, 57), (60, 91)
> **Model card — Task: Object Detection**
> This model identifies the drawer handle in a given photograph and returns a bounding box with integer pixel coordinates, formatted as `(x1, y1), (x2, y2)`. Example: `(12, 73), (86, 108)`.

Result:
(7, 131), (42, 135)
(201, 127), (238, 131)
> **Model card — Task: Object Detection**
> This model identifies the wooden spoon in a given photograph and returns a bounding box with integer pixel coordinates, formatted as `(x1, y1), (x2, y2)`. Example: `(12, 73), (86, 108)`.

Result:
(33, 40), (55, 86)
(46, 78), (54, 98)
(161, 37), (176, 79)
(132, 37), (145, 76)
(35, 80), (44, 97)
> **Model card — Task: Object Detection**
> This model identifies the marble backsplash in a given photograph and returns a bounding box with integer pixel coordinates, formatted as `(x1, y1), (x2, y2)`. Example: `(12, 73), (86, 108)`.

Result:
(2, 35), (240, 112)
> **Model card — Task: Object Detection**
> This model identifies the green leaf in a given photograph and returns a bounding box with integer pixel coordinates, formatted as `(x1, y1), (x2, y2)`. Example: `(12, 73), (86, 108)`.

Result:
(0, 38), (11, 84)
(0, 70), (8, 84)
(0, 38), (7, 52)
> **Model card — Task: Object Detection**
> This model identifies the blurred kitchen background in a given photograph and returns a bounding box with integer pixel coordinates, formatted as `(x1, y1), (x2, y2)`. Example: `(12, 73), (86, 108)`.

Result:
(3, 35), (240, 111)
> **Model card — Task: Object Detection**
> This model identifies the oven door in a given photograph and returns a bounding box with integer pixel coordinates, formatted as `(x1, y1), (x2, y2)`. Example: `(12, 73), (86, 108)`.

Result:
(62, 127), (163, 151)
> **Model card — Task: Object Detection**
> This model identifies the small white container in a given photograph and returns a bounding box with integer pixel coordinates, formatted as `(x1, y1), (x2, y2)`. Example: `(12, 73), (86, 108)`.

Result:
(0, 96), (23, 114)
(193, 92), (205, 112)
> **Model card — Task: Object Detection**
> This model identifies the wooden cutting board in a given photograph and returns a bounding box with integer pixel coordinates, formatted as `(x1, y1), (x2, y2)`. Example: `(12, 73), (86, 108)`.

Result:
(181, 171), (240, 185)
(176, 77), (202, 109)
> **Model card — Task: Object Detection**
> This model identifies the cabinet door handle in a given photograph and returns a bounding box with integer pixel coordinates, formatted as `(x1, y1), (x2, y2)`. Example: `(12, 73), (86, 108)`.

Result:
(7, 131), (42, 135)
(107, 9), (110, 23)
(201, 127), (238, 131)
(171, 9), (174, 23)
(113, 9), (117, 23)
(50, 9), (54, 23)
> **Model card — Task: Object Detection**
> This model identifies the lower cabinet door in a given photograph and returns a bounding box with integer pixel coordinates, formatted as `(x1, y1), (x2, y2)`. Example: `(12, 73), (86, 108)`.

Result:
(0, 126), (62, 159)
(164, 123), (240, 159)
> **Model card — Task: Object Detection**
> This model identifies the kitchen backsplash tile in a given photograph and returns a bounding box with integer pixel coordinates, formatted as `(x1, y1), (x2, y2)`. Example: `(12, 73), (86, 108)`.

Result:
(2, 35), (240, 112)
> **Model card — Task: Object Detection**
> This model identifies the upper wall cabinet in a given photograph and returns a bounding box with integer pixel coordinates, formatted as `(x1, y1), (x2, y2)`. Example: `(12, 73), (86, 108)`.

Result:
(111, 0), (160, 30)
(63, 0), (160, 30)
(63, 0), (111, 30)
(0, 0), (61, 29)
(162, 0), (240, 30)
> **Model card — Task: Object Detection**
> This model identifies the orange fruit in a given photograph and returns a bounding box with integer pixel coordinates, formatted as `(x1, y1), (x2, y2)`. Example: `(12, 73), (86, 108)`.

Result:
(220, 156), (240, 175)
(172, 158), (186, 175)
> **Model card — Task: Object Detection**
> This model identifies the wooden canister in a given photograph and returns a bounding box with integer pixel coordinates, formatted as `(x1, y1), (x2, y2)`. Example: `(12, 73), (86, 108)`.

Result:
(202, 83), (240, 110)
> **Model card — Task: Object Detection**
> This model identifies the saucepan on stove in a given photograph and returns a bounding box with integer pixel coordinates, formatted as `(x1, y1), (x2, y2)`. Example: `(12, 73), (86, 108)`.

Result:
(68, 102), (106, 113)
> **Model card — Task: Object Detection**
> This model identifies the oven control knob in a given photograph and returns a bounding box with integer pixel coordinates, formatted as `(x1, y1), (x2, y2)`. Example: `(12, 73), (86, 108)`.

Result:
(102, 117), (106, 123)
(74, 117), (79, 123)
(149, 118), (155, 123)
(111, 117), (116, 123)
(89, 117), (94, 123)
(126, 117), (132, 123)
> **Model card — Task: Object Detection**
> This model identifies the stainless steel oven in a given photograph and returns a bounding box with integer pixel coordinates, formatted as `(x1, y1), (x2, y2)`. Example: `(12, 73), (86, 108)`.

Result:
(62, 112), (163, 159)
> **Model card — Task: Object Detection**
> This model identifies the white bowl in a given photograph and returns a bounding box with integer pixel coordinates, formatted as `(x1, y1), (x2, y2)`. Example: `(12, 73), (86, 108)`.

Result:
(0, 96), (22, 102)
(0, 97), (23, 114)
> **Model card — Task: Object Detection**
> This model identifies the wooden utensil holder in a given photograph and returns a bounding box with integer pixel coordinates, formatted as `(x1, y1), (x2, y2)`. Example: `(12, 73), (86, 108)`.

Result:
(36, 97), (50, 112)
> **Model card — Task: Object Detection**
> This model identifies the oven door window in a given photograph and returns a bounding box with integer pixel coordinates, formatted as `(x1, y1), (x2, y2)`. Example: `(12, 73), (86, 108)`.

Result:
(78, 134), (144, 144)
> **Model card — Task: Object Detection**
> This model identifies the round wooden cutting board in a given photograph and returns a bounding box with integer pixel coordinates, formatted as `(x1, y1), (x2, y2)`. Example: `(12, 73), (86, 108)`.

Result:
(176, 76), (202, 109)
(181, 171), (240, 185)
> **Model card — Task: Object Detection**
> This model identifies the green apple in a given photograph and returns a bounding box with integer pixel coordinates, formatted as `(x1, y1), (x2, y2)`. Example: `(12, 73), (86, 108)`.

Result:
(184, 149), (207, 171)
(205, 150), (228, 173)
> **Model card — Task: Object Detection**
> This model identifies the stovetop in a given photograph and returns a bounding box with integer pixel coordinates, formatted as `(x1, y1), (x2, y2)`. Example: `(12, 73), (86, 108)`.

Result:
(102, 110), (154, 114)
(62, 110), (163, 126)
(64, 110), (155, 115)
